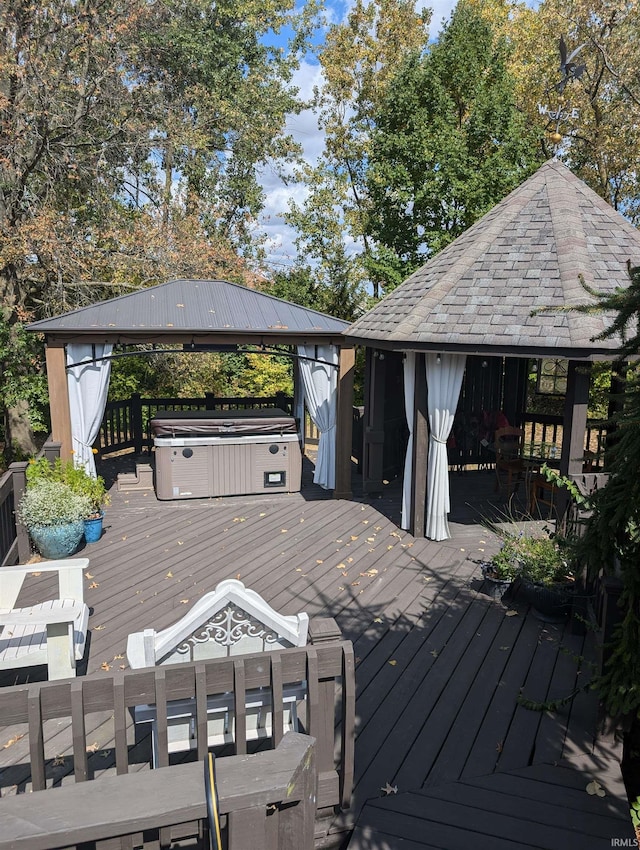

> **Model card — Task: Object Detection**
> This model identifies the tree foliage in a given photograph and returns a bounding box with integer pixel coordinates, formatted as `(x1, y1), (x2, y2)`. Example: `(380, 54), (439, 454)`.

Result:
(287, 0), (431, 299)
(364, 0), (542, 290)
(0, 0), (314, 452)
(501, 0), (640, 221)
(572, 265), (640, 718)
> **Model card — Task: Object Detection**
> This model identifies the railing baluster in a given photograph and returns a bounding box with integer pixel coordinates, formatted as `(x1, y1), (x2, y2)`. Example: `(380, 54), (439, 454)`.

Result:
(340, 643), (356, 811)
(194, 663), (208, 760)
(27, 686), (46, 791)
(154, 668), (169, 768)
(113, 674), (129, 775)
(233, 659), (247, 755)
(270, 654), (283, 747)
(71, 679), (88, 782)
(305, 647), (320, 741)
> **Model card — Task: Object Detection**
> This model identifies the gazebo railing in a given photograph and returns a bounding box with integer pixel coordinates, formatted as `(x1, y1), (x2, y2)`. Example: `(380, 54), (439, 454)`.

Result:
(444, 412), (607, 471)
(97, 393), (294, 456)
(521, 413), (607, 469)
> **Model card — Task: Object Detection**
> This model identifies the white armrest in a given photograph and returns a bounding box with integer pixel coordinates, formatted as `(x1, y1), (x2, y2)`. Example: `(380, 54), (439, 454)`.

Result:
(127, 628), (157, 669)
(0, 603), (86, 627)
(0, 558), (90, 575)
(0, 559), (88, 609)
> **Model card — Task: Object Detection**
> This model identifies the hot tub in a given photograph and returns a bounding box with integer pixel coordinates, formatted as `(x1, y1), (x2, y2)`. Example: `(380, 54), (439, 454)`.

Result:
(151, 409), (302, 500)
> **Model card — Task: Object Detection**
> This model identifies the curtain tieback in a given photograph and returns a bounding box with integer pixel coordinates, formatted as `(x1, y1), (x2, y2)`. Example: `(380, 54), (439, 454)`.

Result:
(430, 435), (448, 446)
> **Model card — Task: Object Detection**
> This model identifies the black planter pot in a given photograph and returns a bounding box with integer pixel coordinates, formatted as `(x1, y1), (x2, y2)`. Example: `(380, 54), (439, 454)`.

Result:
(519, 578), (574, 622)
(481, 565), (513, 602)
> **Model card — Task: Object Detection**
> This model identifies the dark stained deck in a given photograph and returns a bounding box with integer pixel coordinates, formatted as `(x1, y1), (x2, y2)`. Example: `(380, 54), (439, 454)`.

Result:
(0, 456), (633, 848)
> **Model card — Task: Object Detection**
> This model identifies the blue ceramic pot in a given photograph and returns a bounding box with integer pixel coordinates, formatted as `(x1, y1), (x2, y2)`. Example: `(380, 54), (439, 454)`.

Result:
(83, 513), (104, 544)
(29, 520), (85, 559)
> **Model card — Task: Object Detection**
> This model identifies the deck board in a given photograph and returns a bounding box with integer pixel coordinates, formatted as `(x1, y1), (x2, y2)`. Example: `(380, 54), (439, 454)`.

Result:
(0, 463), (631, 848)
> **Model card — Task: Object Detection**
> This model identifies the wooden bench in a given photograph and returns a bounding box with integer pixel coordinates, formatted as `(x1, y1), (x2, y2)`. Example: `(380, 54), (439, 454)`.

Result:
(0, 732), (316, 850)
(0, 558), (89, 680)
(127, 579), (310, 761)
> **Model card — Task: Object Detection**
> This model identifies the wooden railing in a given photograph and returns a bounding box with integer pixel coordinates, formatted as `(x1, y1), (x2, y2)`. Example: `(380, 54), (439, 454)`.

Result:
(0, 731), (317, 850)
(0, 625), (355, 846)
(445, 412), (608, 471)
(520, 413), (607, 467)
(98, 393), (294, 456)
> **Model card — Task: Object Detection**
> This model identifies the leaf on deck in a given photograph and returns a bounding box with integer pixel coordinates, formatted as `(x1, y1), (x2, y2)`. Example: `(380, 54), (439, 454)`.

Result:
(3, 733), (25, 749)
(586, 780), (606, 797)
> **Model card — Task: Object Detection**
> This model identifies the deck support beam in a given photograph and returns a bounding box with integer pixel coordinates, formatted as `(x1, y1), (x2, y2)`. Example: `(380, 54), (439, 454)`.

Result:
(560, 360), (591, 478)
(45, 341), (73, 461)
(362, 347), (386, 494)
(334, 345), (355, 500)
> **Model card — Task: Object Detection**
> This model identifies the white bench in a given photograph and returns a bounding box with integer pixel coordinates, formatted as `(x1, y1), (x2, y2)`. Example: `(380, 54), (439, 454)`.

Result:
(0, 559), (90, 680)
(126, 579), (309, 762)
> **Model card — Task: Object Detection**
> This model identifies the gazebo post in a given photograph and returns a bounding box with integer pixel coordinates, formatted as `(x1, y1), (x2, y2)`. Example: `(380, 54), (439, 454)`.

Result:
(334, 344), (355, 500)
(362, 347), (386, 493)
(410, 354), (429, 538)
(560, 360), (591, 478)
(45, 340), (73, 461)
(557, 360), (592, 522)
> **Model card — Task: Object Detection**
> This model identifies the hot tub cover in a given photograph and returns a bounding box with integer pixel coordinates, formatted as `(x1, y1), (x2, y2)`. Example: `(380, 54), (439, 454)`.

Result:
(150, 408), (297, 437)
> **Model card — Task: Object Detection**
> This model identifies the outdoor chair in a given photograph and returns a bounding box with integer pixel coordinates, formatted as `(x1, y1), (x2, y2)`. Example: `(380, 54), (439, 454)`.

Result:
(528, 475), (558, 519)
(494, 427), (525, 495)
(126, 579), (310, 764)
(0, 558), (90, 680)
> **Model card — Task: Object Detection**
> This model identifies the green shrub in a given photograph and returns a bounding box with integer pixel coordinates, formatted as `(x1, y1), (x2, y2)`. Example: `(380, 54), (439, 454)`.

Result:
(486, 531), (573, 585)
(26, 457), (109, 516)
(17, 480), (92, 528)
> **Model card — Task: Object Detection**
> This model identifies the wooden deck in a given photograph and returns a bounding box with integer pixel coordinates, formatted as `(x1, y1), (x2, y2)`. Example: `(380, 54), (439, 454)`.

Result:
(0, 456), (634, 848)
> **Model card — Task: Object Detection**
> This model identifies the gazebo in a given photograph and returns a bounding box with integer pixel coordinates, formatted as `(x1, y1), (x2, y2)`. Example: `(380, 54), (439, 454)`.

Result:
(28, 279), (355, 498)
(345, 160), (640, 540)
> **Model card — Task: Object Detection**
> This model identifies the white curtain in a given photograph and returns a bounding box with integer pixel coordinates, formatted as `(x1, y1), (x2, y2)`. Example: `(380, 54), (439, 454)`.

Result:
(425, 353), (467, 541)
(400, 352), (416, 530)
(297, 344), (338, 490)
(66, 343), (113, 477)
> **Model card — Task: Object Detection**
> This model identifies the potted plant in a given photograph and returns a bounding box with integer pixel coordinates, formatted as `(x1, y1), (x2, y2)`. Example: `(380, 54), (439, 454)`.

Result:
(514, 534), (575, 621)
(17, 479), (92, 559)
(26, 457), (111, 543)
(482, 537), (523, 600)
(482, 524), (575, 615)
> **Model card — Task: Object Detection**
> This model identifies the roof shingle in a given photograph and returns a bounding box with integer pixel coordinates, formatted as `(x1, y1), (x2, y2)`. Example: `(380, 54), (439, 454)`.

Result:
(346, 160), (640, 356)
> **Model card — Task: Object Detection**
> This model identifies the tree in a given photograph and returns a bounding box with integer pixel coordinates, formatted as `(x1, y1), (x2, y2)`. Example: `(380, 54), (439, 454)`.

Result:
(137, 0), (318, 252)
(0, 0), (314, 454)
(364, 0), (542, 291)
(504, 0), (640, 221)
(287, 0), (431, 299)
(568, 264), (640, 719)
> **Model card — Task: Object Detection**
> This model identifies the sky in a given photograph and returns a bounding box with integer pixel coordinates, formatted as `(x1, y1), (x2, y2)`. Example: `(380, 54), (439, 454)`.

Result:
(256, 0), (461, 273)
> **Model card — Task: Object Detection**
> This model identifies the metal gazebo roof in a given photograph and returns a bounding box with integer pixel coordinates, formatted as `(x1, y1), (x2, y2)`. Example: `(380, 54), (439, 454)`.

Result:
(29, 278), (349, 343)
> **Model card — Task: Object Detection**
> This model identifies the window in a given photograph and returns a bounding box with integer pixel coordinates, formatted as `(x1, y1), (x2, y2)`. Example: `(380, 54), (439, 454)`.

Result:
(535, 358), (568, 395)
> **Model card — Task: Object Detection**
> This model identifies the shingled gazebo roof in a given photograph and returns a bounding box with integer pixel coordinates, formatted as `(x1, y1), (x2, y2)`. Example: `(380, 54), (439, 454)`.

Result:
(346, 160), (640, 359)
